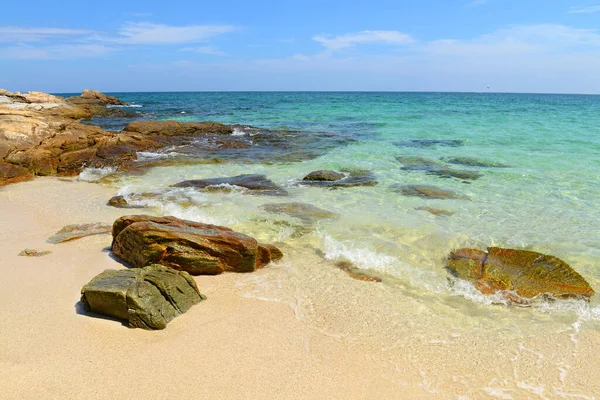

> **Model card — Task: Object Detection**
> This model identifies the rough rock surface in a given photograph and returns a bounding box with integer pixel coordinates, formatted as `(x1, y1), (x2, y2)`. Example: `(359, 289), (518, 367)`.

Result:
(394, 184), (469, 200)
(446, 247), (595, 300)
(173, 174), (288, 196)
(123, 120), (232, 136)
(111, 215), (283, 275)
(303, 170), (345, 182)
(80, 264), (205, 330)
(108, 195), (129, 208)
(47, 223), (112, 244)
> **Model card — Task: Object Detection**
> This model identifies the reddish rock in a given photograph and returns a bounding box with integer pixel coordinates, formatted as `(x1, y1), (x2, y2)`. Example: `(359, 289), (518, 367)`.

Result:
(446, 247), (595, 300)
(111, 215), (283, 275)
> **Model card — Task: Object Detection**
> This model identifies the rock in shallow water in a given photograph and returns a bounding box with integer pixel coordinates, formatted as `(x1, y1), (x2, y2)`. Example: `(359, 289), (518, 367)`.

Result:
(299, 169), (378, 188)
(446, 247), (595, 301)
(173, 174), (288, 196)
(394, 185), (469, 200)
(395, 156), (482, 180)
(80, 264), (205, 330)
(303, 170), (345, 181)
(443, 157), (510, 168)
(261, 202), (338, 223)
(111, 215), (283, 275)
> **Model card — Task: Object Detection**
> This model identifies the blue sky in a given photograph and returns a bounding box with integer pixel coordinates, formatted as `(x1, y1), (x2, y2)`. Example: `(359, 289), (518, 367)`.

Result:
(1, 0), (599, 93)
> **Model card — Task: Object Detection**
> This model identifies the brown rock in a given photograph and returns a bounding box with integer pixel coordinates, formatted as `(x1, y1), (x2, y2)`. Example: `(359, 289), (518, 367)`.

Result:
(108, 195), (129, 208)
(303, 170), (345, 181)
(111, 215), (283, 275)
(19, 248), (52, 257)
(123, 120), (232, 136)
(0, 162), (33, 186)
(446, 247), (595, 300)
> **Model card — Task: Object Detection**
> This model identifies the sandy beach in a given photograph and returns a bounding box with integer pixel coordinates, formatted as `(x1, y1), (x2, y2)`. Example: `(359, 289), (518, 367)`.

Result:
(1, 177), (598, 399)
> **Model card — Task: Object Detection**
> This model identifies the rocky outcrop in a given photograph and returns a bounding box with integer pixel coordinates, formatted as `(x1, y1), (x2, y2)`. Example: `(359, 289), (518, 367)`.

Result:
(173, 174), (288, 196)
(446, 247), (595, 301)
(80, 264), (205, 330)
(0, 89), (236, 186)
(47, 223), (112, 244)
(394, 184), (469, 200)
(111, 215), (283, 275)
(67, 89), (126, 106)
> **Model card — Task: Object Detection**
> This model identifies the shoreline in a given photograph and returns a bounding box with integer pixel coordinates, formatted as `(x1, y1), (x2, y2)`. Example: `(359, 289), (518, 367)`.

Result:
(1, 177), (599, 399)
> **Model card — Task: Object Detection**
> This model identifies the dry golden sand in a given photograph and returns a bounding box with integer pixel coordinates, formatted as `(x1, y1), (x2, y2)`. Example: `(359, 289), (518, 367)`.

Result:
(0, 178), (599, 399)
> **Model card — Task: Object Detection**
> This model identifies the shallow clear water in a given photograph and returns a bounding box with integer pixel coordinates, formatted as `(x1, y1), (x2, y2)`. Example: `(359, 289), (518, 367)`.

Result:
(72, 91), (600, 328)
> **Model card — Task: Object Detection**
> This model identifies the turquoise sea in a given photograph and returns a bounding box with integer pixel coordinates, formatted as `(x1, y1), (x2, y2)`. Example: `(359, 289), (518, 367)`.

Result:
(71, 92), (600, 325)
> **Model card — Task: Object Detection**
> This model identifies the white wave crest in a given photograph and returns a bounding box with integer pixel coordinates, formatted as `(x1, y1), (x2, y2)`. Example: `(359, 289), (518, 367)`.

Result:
(77, 166), (116, 182)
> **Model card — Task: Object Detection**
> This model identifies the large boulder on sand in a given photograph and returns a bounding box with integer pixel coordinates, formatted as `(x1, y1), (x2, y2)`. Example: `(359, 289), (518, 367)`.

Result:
(446, 247), (595, 301)
(111, 215), (283, 275)
(80, 264), (205, 329)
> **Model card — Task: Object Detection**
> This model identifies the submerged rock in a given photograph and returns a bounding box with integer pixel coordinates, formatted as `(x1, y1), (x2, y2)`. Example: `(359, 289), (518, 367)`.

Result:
(446, 247), (595, 300)
(173, 174), (288, 196)
(47, 222), (112, 244)
(415, 206), (455, 216)
(299, 169), (378, 188)
(394, 185), (469, 200)
(111, 215), (283, 275)
(19, 248), (52, 257)
(261, 202), (338, 222)
(80, 264), (205, 330)
(303, 170), (345, 182)
(396, 156), (482, 180)
(394, 139), (464, 149)
(443, 157), (510, 168)
(335, 261), (382, 283)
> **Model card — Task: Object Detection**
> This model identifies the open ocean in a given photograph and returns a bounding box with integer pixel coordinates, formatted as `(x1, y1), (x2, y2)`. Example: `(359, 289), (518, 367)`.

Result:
(69, 91), (600, 325)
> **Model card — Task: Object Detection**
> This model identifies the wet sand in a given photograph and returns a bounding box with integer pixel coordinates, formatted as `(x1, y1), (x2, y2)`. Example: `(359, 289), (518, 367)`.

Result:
(0, 178), (598, 399)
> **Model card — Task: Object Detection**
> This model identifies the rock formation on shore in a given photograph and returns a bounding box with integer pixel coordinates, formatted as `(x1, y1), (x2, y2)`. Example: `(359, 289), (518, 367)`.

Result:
(0, 89), (234, 186)
(111, 215), (283, 275)
(446, 247), (595, 302)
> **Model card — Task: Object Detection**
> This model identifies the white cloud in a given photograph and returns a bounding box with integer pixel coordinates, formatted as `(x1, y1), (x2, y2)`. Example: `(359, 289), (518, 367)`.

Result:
(112, 22), (234, 45)
(0, 27), (91, 43)
(0, 44), (114, 60)
(568, 5), (600, 14)
(180, 45), (225, 55)
(313, 30), (414, 50)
